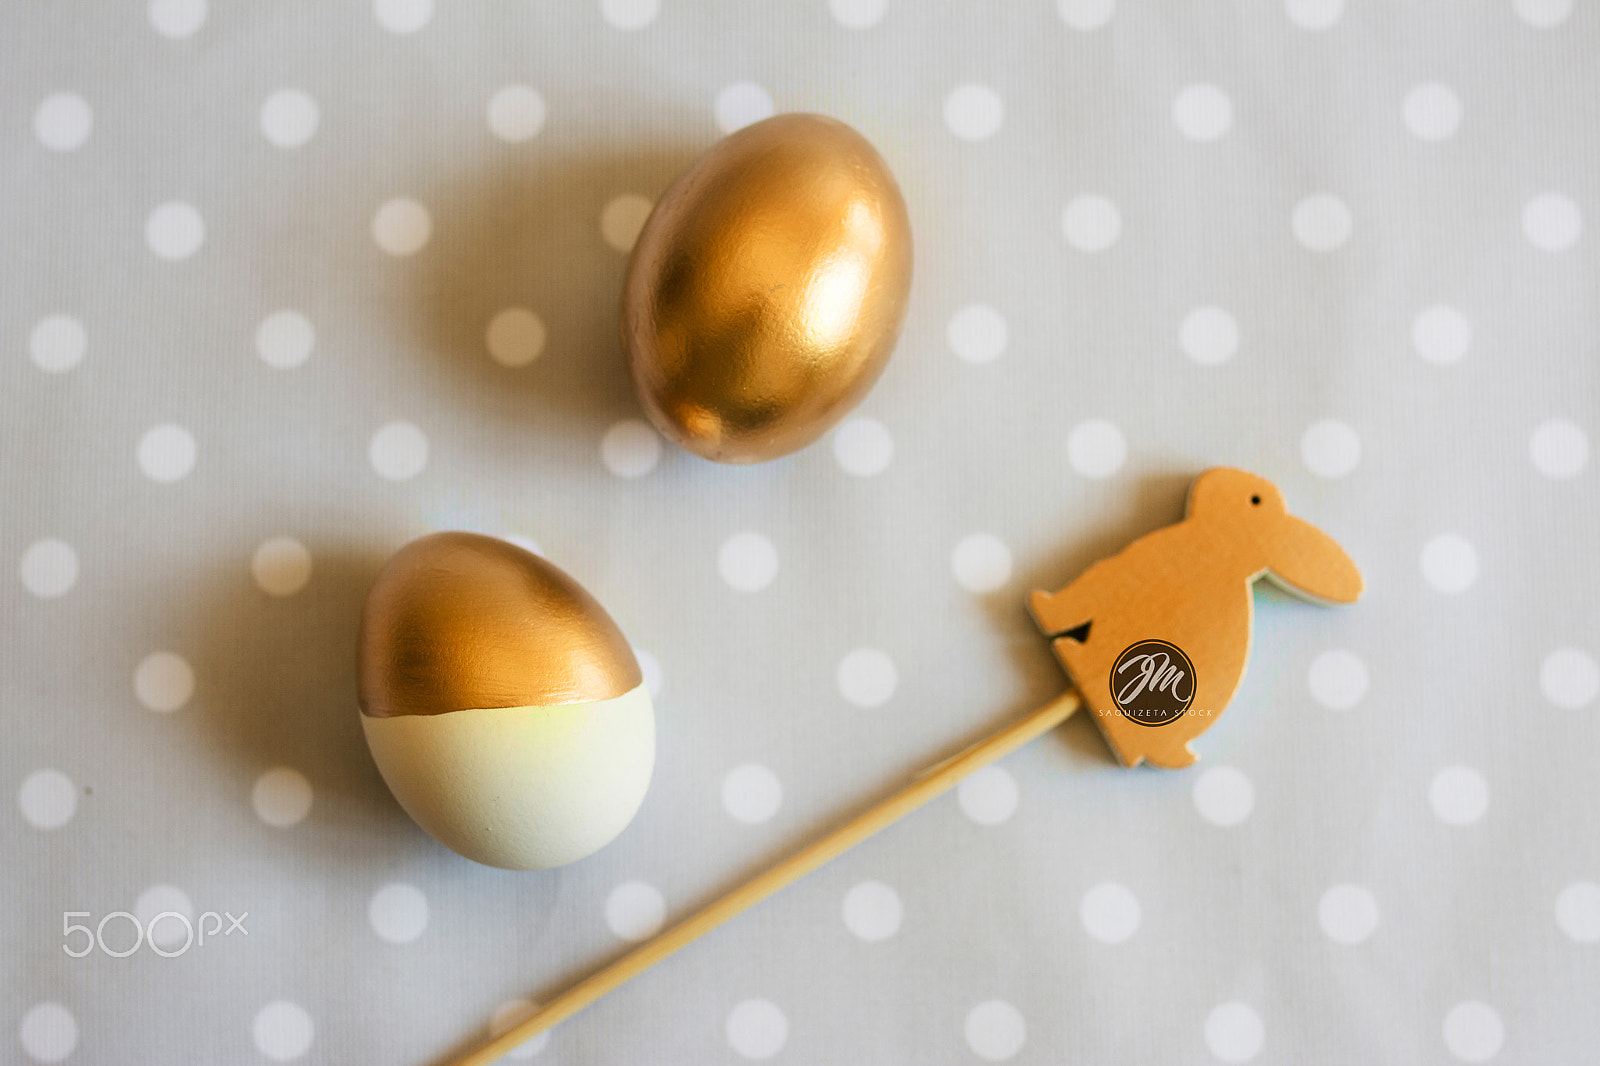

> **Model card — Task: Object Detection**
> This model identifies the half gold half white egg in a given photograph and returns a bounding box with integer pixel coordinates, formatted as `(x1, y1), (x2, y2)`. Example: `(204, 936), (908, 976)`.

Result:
(357, 532), (653, 870)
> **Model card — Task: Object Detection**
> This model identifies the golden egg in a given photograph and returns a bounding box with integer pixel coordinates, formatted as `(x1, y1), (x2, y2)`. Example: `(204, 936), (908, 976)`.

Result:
(357, 532), (653, 870)
(622, 113), (914, 464)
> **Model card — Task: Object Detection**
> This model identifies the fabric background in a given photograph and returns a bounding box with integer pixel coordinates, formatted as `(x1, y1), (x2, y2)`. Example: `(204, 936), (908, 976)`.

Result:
(4, 2), (1597, 1063)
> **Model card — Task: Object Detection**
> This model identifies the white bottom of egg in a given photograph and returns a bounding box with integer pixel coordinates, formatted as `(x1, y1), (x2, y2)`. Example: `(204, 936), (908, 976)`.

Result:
(360, 683), (654, 870)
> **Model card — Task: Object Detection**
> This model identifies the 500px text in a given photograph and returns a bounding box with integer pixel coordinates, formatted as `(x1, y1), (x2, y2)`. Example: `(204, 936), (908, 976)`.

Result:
(62, 910), (248, 958)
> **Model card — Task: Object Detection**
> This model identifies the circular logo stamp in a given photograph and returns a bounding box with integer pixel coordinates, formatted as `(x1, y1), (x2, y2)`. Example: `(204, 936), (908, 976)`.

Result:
(1110, 639), (1195, 727)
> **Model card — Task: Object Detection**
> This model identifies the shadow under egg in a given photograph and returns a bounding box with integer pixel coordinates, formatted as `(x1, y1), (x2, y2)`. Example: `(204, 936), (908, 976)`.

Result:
(402, 142), (707, 447)
(189, 545), (427, 857)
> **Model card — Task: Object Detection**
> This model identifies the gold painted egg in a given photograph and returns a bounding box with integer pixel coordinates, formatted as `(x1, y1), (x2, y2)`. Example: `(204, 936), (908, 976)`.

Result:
(357, 532), (653, 870)
(622, 112), (914, 464)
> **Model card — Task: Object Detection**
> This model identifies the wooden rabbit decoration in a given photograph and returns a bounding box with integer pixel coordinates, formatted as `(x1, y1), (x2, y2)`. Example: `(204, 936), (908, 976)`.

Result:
(450, 467), (1364, 1065)
(1029, 468), (1364, 768)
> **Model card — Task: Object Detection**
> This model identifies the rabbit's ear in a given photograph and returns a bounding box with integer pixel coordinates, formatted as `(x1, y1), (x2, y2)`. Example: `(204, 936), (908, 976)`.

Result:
(1261, 513), (1364, 605)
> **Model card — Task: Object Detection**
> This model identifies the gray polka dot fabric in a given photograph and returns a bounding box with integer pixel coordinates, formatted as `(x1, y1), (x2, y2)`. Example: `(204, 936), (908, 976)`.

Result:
(7, 1), (1598, 1063)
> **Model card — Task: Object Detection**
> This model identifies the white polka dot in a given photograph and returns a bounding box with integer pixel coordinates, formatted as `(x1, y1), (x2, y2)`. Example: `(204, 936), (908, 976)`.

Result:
(260, 89), (319, 148)
(725, 999), (787, 1060)
(944, 83), (1004, 141)
(134, 652), (194, 713)
(1066, 419), (1126, 479)
(489, 999), (551, 1059)
(601, 419), (662, 478)
(950, 533), (1012, 594)
(721, 763), (782, 825)
(1180, 307), (1238, 366)
(634, 647), (664, 698)
(600, 0), (658, 30)
(1523, 193), (1582, 252)
(137, 423), (197, 483)
(842, 880), (902, 941)
(1284, 0), (1343, 30)
(255, 310), (315, 369)
(19, 539), (78, 599)
(373, 0), (432, 33)
(1556, 881), (1600, 943)
(135, 884), (194, 950)
(33, 93), (92, 152)
(253, 1001), (314, 1062)
(1403, 83), (1461, 142)
(1300, 418), (1361, 479)
(832, 417), (893, 477)
(1318, 883), (1378, 944)
(17, 769), (76, 830)
(148, 0), (207, 38)
(1292, 194), (1353, 252)
(1172, 83), (1232, 142)
(718, 532), (778, 592)
(368, 882), (429, 944)
(252, 537), (313, 597)
(947, 304), (1007, 364)
(1061, 195), (1121, 252)
(837, 648), (898, 708)
(487, 84), (547, 143)
(1442, 1001), (1504, 1063)
(1306, 649), (1368, 710)
(18, 1002), (77, 1063)
(1529, 418), (1588, 479)
(372, 198), (432, 256)
(145, 201), (205, 260)
(1420, 534), (1478, 594)
(1541, 648), (1599, 709)
(28, 315), (86, 374)
(604, 880), (666, 942)
(1412, 306), (1472, 365)
(1080, 882), (1140, 944)
(484, 307), (546, 368)
(957, 766), (1018, 826)
(1205, 1001), (1264, 1063)
(829, 0), (887, 29)
(503, 534), (543, 556)
(252, 766), (313, 828)
(1430, 765), (1489, 826)
(964, 1000), (1026, 1062)
(1193, 765), (1254, 826)
(715, 82), (774, 134)
(600, 194), (653, 252)
(1514, 0), (1572, 28)
(1057, 0), (1115, 31)
(369, 421), (429, 480)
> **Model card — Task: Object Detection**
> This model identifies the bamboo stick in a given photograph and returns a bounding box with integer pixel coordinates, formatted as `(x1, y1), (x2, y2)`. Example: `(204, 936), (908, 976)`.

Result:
(449, 687), (1082, 1066)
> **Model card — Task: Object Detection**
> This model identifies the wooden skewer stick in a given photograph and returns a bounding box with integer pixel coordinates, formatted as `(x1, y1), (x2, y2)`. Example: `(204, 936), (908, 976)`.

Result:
(450, 687), (1083, 1066)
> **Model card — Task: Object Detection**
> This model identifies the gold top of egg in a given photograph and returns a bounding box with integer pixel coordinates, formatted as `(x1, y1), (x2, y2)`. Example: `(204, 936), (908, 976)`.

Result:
(357, 532), (642, 718)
